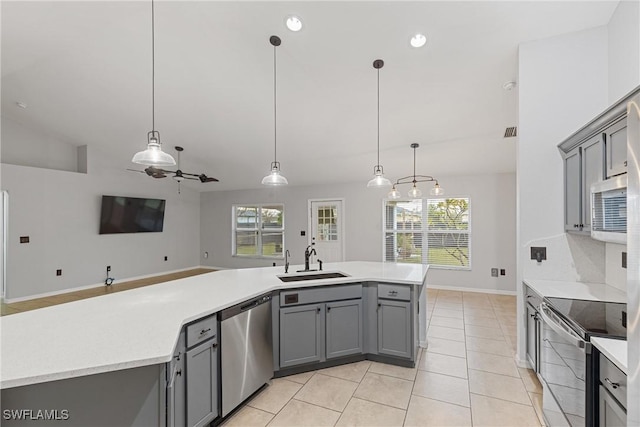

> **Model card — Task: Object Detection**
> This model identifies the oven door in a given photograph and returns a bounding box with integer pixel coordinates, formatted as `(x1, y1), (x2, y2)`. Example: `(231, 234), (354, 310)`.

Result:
(539, 302), (589, 426)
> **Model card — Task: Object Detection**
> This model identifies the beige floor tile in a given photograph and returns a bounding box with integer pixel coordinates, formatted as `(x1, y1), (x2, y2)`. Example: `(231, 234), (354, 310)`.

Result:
(500, 324), (517, 336)
(284, 371), (315, 385)
(519, 368), (543, 393)
(412, 370), (470, 407)
(464, 315), (501, 328)
(248, 378), (303, 414)
(267, 399), (341, 427)
(462, 308), (496, 318)
(466, 351), (519, 378)
(368, 361), (417, 381)
(353, 372), (413, 410)
(493, 307), (517, 317)
(294, 374), (358, 412)
(419, 352), (468, 379)
(319, 361), (371, 383)
(468, 369), (531, 405)
(462, 300), (492, 309)
(335, 397), (406, 427)
(431, 308), (464, 319)
(427, 325), (466, 342)
(437, 290), (463, 297)
(426, 337), (467, 358)
(223, 405), (274, 427)
(404, 395), (472, 427)
(434, 302), (464, 311)
(470, 394), (541, 427)
(464, 324), (506, 340)
(529, 392), (545, 426)
(496, 314), (517, 326)
(429, 315), (464, 329)
(465, 336), (514, 357)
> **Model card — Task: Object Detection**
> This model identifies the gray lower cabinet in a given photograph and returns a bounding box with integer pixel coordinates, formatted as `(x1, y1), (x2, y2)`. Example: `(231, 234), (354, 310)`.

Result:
(605, 118), (627, 178)
(326, 299), (363, 359)
(377, 300), (411, 359)
(186, 339), (218, 427)
(280, 303), (324, 368)
(167, 333), (186, 427)
(599, 386), (626, 426)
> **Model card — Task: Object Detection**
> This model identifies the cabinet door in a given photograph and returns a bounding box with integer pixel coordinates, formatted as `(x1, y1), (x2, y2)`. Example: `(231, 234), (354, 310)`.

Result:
(599, 386), (626, 427)
(564, 147), (582, 231)
(377, 300), (412, 359)
(525, 305), (538, 372)
(280, 303), (324, 368)
(186, 341), (218, 427)
(581, 135), (604, 232)
(326, 299), (363, 359)
(168, 356), (186, 427)
(605, 119), (627, 178)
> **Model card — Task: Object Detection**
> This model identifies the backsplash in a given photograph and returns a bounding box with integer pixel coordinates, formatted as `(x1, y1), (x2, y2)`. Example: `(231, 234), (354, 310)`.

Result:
(523, 233), (605, 283)
(605, 242), (627, 291)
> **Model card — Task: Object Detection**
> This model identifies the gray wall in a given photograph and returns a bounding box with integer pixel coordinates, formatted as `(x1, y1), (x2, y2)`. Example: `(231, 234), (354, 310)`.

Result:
(200, 172), (517, 293)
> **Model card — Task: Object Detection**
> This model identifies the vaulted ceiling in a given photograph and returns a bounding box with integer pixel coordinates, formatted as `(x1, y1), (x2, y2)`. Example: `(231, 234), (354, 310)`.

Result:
(1, 1), (618, 190)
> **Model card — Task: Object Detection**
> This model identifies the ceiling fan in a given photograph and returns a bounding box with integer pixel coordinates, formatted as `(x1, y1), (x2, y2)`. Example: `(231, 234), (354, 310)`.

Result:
(128, 146), (219, 191)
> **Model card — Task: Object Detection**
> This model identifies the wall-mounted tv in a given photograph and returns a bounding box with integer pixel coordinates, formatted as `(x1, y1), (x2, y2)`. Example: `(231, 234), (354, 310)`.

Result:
(99, 196), (166, 234)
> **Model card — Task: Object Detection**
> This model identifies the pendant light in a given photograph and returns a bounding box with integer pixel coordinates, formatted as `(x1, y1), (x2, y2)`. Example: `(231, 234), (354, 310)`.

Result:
(367, 59), (392, 188)
(388, 143), (444, 199)
(262, 35), (288, 186)
(132, 0), (176, 167)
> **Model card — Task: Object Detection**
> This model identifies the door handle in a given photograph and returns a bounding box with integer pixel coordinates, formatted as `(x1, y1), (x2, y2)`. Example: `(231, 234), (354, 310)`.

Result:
(540, 303), (585, 349)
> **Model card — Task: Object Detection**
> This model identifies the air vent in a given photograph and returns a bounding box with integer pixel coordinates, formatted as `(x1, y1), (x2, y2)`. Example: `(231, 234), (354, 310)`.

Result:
(504, 127), (517, 138)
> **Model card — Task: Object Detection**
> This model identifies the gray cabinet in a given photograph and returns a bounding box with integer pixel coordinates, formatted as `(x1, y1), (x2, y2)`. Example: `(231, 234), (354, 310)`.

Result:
(280, 303), (324, 368)
(186, 339), (218, 427)
(605, 118), (627, 178)
(564, 147), (582, 231)
(167, 333), (186, 427)
(326, 299), (363, 359)
(581, 135), (604, 232)
(377, 300), (412, 359)
(599, 386), (626, 426)
(524, 286), (542, 373)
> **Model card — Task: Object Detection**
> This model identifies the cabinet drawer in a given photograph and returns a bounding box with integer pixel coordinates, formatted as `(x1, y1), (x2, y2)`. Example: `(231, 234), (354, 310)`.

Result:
(187, 314), (217, 348)
(280, 284), (362, 306)
(378, 284), (410, 301)
(600, 353), (627, 409)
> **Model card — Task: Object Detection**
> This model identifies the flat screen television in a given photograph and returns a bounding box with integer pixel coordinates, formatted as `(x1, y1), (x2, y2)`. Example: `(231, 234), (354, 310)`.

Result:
(99, 196), (166, 234)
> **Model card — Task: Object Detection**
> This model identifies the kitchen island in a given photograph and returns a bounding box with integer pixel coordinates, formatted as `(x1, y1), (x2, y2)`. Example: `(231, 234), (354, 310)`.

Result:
(0, 262), (428, 426)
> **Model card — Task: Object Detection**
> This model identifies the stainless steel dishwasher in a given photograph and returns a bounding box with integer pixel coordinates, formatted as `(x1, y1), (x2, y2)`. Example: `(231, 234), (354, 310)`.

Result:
(220, 293), (273, 417)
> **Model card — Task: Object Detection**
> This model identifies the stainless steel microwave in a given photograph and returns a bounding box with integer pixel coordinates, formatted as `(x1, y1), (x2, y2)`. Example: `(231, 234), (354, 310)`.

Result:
(591, 175), (627, 244)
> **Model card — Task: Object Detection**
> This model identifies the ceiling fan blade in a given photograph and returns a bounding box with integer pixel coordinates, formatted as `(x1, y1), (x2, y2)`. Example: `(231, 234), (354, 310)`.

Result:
(126, 169), (146, 174)
(199, 174), (219, 183)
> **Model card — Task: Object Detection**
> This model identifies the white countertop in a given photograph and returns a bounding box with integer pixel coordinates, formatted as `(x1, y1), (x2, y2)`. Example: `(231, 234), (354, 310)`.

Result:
(523, 279), (626, 302)
(0, 262), (428, 389)
(592, 337), (627, 374)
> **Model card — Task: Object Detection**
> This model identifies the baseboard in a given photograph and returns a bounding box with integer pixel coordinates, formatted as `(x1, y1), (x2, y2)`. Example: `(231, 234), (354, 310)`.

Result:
(4, 265), (217, 303)
(426, 284), (517, 296)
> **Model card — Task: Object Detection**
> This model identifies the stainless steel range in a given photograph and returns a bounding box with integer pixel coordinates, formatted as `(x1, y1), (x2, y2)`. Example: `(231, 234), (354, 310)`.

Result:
(539, 297), (627, 427)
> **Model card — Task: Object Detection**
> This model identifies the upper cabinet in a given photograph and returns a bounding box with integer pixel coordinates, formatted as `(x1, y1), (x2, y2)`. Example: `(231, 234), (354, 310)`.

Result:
(559, 86), (640, 234)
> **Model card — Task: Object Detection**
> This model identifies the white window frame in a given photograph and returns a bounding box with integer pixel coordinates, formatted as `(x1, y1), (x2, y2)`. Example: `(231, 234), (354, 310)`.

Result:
(232, 203), (285, 259)
(382, 197), (471, 270)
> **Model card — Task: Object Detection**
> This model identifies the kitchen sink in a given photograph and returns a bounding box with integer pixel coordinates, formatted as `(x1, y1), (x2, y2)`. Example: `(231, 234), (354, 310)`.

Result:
(278, 272), (349, 282)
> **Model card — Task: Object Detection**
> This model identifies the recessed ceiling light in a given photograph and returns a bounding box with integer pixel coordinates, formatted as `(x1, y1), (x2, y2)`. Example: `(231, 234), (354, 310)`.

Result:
(286, 15), (303, 32)
(16, 101), (27, 109)
(410, 33), (427, 48)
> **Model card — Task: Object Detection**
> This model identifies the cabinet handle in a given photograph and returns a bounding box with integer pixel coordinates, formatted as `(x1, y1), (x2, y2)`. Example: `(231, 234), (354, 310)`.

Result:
(174, 351), (181, 361)
(199, 328), (211, 336)
(327, 306), (331, 312)
(317, 307), (321, 313)
(176, 369), (182, 377)
(624, 161), (627, 167)
(378, 303), (381, 308)
(605, 378), (620, 389)
(530, 313), (536, 318)
(212, 343), (218, 348)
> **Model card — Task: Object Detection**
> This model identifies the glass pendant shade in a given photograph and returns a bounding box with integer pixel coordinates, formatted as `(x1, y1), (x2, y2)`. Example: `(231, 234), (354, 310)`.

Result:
(132, 134), (176, 167)
(367, 166), (392, 188)
(388, 186), (401, 199)
(408, 184), (422, 198)
(262, 162), (288, 185)
(430, 182), (444, 196)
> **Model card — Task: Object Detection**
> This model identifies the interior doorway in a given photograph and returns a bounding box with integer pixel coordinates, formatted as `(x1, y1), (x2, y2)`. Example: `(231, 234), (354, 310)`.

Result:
(308, 199), (345, 263)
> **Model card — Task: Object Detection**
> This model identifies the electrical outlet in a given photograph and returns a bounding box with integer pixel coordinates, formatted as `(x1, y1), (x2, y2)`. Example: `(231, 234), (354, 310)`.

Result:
(164, 256), (168, 261)
(204, 251), (209, 259)
(300, 230), (306, 236)
(531, 247), (547, 262)
(491, 268), (498, 277)
(107, 265), (111, 273)
(20, 236), (29, 244)
(500, 269), (506, 276)
(56, 269), (62, 276)
(622, 252), (627, 269)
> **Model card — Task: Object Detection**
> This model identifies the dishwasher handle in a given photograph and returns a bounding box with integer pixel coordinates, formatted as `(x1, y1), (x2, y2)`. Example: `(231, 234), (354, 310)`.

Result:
(540, 302), (585, 349)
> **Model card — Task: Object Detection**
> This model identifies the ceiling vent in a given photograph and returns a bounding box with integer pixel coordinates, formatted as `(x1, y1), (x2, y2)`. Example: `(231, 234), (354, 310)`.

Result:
(504, 127), (517, 138)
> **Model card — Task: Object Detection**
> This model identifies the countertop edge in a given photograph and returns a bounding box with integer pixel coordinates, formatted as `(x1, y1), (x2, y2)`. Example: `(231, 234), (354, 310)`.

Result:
(591, 337), (628, 374)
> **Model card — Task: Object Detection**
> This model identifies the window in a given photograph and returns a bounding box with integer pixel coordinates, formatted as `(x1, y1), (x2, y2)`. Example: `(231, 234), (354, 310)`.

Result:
(233, 204), (284, 258)
(384, 198), (470, 269)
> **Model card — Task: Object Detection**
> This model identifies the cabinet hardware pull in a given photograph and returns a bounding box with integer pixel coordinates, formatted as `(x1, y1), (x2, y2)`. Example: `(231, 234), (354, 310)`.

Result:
(378, 303), (381, 307)
(624, 161), (627, 167)
(199, 328), (211, 335)
(605, 378), (620, 389)
(176, 369), (182, 376)
(530, 313), (536, 318)
(327, 306), (331, 311)
(317, 307), (321, 313)
(212, 343), (218, 348)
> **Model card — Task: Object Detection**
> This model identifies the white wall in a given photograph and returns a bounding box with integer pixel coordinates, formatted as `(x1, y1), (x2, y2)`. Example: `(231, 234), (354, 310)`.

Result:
(1, 146), (201, 301)
(608, 0), (640, 104)
(200, 172), (517, 293)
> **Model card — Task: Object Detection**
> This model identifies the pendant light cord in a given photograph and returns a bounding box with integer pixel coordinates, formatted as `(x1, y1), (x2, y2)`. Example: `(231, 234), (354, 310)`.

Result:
(377, 67), (380, 167)
(413, 145), (417, 183)
(273, 44), (277, 163)
(151, 0), (155, 132)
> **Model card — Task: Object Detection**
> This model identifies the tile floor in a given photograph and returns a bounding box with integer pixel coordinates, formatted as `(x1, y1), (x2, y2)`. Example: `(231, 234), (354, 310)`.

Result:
(223, 289), (544, 427)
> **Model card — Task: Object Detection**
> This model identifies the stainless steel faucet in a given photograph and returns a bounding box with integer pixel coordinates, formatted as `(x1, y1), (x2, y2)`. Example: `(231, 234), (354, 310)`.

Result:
(284, 250), (290, 273)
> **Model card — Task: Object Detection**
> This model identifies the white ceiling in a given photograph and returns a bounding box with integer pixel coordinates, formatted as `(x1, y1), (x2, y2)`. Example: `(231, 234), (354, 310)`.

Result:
(1, 1), (618, 191)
